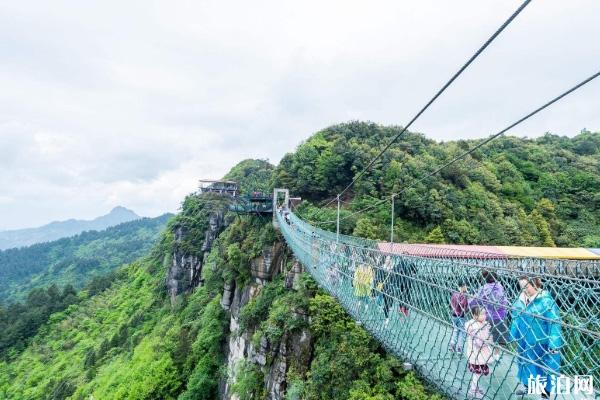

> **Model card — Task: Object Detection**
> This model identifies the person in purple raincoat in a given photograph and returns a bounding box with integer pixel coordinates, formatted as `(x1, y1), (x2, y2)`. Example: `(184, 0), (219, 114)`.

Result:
(469, 270), (509, 353)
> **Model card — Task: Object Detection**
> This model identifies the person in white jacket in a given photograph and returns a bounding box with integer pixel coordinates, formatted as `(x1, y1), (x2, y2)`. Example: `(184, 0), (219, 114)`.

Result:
(465, 306), (494, 399)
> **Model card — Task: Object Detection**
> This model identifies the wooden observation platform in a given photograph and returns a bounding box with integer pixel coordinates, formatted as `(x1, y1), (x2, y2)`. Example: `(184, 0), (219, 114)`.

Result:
(198, 180), (239, 196)
(198, 179), (273, 215)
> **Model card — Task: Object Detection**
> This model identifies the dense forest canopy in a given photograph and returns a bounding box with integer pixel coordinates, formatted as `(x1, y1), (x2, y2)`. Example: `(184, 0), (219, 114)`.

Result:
(274, 122), (600, 247)
(224, 159), (274, 195)
(0, 274), (117, 360)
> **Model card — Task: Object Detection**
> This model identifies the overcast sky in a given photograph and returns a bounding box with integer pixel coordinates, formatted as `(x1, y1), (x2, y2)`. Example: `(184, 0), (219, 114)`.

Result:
(1, 0), (599, 230)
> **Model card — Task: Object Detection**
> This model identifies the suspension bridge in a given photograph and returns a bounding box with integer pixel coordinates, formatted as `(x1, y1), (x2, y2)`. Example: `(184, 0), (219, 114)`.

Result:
(196, 0), (599, 397)
(272, 200), (599, 400)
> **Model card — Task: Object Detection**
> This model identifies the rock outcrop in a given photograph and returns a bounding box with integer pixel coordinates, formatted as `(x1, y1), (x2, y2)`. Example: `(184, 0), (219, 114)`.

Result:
(264, 315), (312, 399)
(220, 245), (312, 400)
(166, 203), (313, 400)
(167, 209), (226, 304)
(250, 242), (283, 283)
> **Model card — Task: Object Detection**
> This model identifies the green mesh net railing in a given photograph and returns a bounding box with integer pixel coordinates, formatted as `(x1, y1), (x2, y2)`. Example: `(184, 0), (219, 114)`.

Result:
(277, 210), (600, 399)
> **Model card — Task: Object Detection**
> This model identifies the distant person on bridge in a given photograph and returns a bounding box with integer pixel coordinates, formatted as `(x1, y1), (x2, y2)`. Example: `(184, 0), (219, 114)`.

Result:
(396, 258), (417, 317)
(510, 275), (562, 398)
(353, 262), (374, 311)
(326, 242), (340, 286)
(468, 270), (509, 353)
(374, 255), (397, 325)
(449, 279), (469, 354)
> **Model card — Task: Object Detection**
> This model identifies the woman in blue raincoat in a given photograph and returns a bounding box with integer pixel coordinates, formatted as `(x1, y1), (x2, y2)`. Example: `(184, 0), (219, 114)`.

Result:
(510, 275), (562, 398)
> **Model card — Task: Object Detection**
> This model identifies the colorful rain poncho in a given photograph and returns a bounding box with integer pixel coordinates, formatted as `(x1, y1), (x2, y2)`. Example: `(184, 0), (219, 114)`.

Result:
(510, 289), (562, 393)
(353, 264), (374, 298)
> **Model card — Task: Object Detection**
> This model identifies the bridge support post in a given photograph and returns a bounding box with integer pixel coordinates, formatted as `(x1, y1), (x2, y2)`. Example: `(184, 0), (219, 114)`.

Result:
(272, 188), (289, 230)
(390, 194), (395, 249)
(336, 195), (340, 243)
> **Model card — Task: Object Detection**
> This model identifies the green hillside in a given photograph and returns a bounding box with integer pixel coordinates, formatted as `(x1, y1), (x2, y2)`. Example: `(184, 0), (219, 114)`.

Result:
(2, 123), (600, 400)
(0, 197), (439, 400)
(0, 214), (172, 303)
(276, 122), (600, 247)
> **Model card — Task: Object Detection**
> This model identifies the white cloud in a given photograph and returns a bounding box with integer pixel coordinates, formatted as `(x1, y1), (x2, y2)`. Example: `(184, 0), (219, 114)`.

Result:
(0, 0), (599, 229)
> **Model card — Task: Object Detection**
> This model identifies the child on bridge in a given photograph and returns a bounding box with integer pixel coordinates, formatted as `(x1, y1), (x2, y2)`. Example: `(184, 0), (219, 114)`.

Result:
(465, 306), (494, 399)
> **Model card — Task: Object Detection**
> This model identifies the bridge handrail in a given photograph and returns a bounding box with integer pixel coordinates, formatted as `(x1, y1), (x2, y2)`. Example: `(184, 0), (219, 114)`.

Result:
(277, 210), (600, 399)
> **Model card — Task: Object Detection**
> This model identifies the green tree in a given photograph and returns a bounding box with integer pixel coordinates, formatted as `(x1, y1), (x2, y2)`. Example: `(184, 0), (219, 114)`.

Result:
(83, 348), (96, 369)
(353, 218), (382, 240)
(230, 360), (265, 400)
(531, 209), (556, 247)
(424, 226), (445, 244)
(442, 219), (478, 244)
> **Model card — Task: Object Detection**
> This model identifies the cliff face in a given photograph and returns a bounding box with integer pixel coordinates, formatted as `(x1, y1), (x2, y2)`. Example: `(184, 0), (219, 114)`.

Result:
(220, 244), (311, 400)
(165, 206), (311, 400)
(166, 209), (226, 304)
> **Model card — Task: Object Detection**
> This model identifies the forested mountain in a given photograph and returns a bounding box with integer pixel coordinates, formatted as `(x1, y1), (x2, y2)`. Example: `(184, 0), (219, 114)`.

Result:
(0, 206), (140, 250)
(1, 123), (599, 400)
(0, 181), (439, 400)
(224, 158), (274, 194)
(0, 214), (172, 303)
(276, 122), (600, 248)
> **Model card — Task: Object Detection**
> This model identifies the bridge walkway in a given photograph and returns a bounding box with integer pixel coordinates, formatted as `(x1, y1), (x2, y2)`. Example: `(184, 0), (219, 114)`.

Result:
(276, 210), (598, 400)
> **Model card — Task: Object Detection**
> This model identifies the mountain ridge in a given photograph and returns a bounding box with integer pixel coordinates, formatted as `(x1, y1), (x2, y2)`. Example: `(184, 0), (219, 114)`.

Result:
(0, 206), (140, 250)
(0, 213), (173, 303)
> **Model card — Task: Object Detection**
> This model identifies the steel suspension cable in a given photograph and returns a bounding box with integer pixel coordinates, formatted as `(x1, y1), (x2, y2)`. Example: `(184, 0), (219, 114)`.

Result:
(318, 0), (533, 210)
(314, 69), (600, 227)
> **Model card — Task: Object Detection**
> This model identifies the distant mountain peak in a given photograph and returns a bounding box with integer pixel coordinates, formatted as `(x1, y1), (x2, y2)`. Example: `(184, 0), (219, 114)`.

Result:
(0, 207), (142, 250)
(107, 206), (139, 217)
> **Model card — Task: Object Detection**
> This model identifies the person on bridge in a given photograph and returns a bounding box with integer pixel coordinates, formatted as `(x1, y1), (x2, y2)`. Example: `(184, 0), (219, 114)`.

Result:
(348, 248), (358, 286)
(353, 263), (374, 297)
(284, 211), (290, 225)
(337, 244), (352, 288)
(468, 270), (509, 353)
(396, 258), (417, 317)
(465, 306), (494, 399)
(374, 255), (397, 325)
(353, 259), (374, 313)
(326, 242), (340, 287)
(449, 279), (469, 354)
(509, 275), (562, 398)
